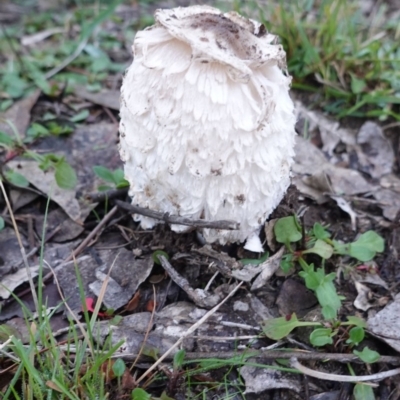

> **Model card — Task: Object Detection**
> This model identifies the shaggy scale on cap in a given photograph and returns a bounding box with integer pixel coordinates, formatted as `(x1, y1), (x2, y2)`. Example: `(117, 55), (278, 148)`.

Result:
(119, 5), (296, 251)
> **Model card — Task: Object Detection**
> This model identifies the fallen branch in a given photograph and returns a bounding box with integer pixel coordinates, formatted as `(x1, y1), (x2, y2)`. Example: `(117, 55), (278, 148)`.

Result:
(114, 199), (240, 230)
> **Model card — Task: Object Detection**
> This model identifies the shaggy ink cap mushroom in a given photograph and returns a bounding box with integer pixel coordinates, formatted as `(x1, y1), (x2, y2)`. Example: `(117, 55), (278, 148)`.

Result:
(119, 5), (296, 252)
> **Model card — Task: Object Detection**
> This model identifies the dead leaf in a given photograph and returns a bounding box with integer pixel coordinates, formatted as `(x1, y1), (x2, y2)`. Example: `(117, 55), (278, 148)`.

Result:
(94, 304), (194, 355)
(295, 100), (356, 153)
(250, 247), (285, 291)
(352, 265), (388, 290)
(248, 294), (274, 320)
(373, 188), (400, 221)
(293, 135), (375, 204)
(7, 160), (81, 222)
(0, 228), (26, 279)
(0, 91), (40, 139)
(353, 281), (373, 311)
(0, 265), (40, 299)
(125, 291), (140, 312)
(367, 293), (400, 351)
(293, 136), (328, 176)
(380, 174), (400, 193)
(54, 249), (153, 315)
(74, 87), (119, 110)
(9, 189), (39, 212)
(35, 208), (84, 242)
(356, 121), (394, 179)
(240, 362), (301, 394)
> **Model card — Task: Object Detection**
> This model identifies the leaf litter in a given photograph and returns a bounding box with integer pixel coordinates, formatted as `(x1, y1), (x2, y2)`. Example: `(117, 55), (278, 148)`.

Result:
(1, 1), (400, 399)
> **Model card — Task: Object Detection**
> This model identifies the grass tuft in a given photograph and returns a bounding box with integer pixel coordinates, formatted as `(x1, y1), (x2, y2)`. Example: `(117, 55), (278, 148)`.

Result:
(236, 0), (400, 120)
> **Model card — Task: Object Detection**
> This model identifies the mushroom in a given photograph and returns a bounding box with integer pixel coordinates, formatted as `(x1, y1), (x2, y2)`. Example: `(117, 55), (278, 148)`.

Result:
(119, 5), (296, 252)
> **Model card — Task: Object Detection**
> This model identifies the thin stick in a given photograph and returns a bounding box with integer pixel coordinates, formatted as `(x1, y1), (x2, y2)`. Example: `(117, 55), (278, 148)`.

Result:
(0, 180), (39, 311)
(65, 205), (118, 262)
(290, 357), (400, 383)
(135, 281), (243, 384)
(114, 200), (240, 230)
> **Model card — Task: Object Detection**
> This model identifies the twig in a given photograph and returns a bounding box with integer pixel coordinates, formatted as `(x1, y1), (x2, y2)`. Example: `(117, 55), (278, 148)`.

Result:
(204, 271), (219, 292)
(114, 200), (240, 230)
(86, 188), (129, 203)
(159, 255), (224, 308)
(135, 281), (244, 385)
(290, 357), (400, 383)
(220, 321), (261, 331)
(192, 335), (259, 341)
(65, 205), (118, 262)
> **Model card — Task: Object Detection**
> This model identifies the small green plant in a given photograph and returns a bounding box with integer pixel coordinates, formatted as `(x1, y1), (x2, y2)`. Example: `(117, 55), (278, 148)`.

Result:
(274, 218), (384, 319)
(262, 215), (384, 355)
(0, 123), (77, 190)
(93, 165), (129, 191)
(26, 151), (78, 190)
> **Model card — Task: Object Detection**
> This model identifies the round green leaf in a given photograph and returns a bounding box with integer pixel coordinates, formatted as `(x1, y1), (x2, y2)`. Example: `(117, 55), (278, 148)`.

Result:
(347, 326), (365, 345)
(353, 383), (375, 400)
(309, 328), (334, 346)
(112, 358), (126, 377)
(55, 159), (77, 189)
(353, 346), (380, 364)
(131, 388), (151, 400)
(5, 170), (29, 188)
(274, 216), (302, 244)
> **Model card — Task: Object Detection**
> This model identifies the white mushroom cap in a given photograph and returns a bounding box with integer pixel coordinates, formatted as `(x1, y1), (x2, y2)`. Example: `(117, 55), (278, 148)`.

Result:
(120, 5), (296, 249)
